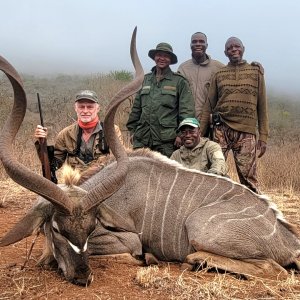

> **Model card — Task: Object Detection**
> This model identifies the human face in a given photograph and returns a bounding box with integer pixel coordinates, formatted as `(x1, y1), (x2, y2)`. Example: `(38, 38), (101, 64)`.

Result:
(154, 51), (171, 70)
(225, 38), (244, 64)
(74, 100), (100, 123)
(180, 126), (201, 149)
(190, 33), (207, 59)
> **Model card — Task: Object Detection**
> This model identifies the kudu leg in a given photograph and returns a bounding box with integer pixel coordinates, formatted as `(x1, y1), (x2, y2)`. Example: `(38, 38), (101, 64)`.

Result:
(88, 225), (159, 266)
(144, 252), (160, 266)
(91, 253), (144, 266)
(183, 249), (288, 280)
(90, 252), (159, 266)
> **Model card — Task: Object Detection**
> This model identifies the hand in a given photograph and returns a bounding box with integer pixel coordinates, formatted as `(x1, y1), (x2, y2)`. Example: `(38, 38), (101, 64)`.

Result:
(34, 125), (48, 139)
(257, 140), (266, 158)
(174, 136), (182, 148)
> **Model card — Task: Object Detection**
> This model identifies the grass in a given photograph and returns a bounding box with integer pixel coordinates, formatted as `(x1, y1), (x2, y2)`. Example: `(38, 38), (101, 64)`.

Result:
(1, 73), (300, 299)
(135, 264), (300, 300)
(1, 72), (300, 193)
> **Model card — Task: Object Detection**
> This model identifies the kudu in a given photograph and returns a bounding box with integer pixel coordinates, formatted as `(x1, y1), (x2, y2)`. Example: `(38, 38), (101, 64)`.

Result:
(1, 28), (300, 286)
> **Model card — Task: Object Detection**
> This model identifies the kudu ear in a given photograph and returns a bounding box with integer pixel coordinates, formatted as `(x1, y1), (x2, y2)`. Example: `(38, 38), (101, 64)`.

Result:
(0, 198), (53, 246)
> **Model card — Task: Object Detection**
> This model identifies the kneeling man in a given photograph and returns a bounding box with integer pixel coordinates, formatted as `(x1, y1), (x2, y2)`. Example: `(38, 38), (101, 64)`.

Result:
(170, 118), (228, 176)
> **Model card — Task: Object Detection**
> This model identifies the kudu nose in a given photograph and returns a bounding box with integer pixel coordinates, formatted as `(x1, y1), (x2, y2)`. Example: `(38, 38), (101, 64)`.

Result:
(73, 271), (93, 286)
(72, 266), (93, 286)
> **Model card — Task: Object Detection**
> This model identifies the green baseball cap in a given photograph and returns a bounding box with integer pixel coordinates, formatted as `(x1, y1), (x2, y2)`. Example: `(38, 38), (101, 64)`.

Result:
(178, 118), (200, 131)
(75, 90), (99, 103)
(148, 42), (178, 64)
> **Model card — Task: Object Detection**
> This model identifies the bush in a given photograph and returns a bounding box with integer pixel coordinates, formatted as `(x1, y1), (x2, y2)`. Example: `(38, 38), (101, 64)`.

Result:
(1, 74), (300, 193)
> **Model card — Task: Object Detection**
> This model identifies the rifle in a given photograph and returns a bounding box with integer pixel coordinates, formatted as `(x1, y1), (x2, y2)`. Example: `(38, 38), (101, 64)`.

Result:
(206, 96), (214, 140)
(209, 113), (214, 140)
(37, 93), (57, 183)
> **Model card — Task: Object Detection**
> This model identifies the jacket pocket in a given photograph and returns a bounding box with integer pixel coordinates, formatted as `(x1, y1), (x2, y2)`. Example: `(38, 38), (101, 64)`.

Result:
(161, 88), (177, 108)
(159, 121), (177, 142)
(134, 120), (149, 141)
(140, 87), (150, 108)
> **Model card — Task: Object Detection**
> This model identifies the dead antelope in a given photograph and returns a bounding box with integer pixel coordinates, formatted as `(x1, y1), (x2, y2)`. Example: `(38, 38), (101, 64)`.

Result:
(1, 28), (300, 287)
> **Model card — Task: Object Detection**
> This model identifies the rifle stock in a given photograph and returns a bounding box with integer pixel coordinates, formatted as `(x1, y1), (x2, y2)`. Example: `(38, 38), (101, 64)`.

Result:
(37, 93), (52, 181)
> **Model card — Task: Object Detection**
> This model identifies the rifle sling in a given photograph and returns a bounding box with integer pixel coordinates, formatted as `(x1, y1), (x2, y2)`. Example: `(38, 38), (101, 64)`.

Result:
(74, 122), (109, 158)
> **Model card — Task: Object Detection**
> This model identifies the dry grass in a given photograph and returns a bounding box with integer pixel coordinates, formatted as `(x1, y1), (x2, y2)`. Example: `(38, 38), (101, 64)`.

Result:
(135, 264), (300, 300)
(1, 73), (300, 298)
(224, 142), (300, 193)
(258, 143), (300, 193)
(1, 73), (300, 193)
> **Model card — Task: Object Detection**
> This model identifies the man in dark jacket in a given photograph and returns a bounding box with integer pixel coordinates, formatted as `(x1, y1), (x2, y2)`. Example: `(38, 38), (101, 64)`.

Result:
(126, 42), (195, 157)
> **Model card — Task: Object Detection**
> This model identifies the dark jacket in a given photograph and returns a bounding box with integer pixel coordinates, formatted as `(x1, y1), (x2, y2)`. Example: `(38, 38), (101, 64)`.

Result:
(127, 67), (195, 147)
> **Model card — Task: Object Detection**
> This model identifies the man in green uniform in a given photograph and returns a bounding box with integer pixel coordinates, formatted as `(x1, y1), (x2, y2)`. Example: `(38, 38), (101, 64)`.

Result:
(201, 37), (269, 193)
(126, 42), (195, 157)
(170, 118), (228, 176)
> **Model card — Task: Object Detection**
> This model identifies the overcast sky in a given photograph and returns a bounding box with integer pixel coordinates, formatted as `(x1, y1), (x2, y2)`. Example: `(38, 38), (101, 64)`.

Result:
(1, 0), (300, 95)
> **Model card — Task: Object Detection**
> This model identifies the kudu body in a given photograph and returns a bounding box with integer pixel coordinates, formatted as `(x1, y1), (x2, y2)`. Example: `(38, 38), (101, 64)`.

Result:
(1, 28), (300, 286)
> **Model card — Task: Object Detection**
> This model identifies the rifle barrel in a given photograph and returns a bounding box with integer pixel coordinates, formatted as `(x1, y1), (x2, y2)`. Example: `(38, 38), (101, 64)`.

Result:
(37, 93), (44, 127)
(37, 93), (51, 181)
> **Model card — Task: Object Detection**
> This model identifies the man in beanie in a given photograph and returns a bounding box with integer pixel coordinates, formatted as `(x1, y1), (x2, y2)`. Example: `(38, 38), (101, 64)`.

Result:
(126, 42), (195, 157)
(178, 32), (224, 134)
(200, 37), (269, 193)
(170, 117), (228, 176)
(34, 90), (123, 174)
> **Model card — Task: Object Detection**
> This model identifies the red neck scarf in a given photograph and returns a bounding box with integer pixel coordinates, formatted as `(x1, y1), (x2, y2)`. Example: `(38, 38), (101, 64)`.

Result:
(78, 116), (99, 130)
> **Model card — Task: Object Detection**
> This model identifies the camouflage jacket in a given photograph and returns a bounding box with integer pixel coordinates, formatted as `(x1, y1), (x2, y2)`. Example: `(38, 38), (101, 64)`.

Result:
(170, 138), (228, 176)
(47, 122), (122, 172)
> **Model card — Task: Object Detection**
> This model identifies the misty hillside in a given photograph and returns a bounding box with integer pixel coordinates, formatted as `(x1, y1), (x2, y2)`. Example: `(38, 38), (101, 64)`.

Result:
(0, 72), (299, 192)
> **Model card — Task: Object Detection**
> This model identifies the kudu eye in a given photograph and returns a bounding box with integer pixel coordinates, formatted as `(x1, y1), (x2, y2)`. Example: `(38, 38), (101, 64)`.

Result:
(52, 227), (59, 234)
(52, 220), (60, 234)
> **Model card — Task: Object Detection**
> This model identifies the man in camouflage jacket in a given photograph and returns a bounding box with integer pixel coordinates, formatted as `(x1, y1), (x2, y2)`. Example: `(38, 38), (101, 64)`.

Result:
(170, 118), (228, 176)
(35, 90), (123, 174)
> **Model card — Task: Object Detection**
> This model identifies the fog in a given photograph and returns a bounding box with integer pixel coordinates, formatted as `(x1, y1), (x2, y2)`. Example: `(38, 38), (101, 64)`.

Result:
(1, 0), (300, 96)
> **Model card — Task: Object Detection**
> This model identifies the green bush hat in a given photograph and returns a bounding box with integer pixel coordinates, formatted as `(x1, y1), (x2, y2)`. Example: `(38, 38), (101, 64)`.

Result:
(177, 117), (200, 131)
(75, 90), (99, 103)
(148, 42), (178, 64)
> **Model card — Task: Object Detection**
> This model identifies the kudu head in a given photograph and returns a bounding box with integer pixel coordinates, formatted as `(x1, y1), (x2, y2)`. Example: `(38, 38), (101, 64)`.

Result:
(0, 27), (144, 286)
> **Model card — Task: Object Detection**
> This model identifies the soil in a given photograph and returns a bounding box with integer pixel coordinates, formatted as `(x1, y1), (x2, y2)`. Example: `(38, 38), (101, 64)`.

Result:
(1, 180), (300, 300)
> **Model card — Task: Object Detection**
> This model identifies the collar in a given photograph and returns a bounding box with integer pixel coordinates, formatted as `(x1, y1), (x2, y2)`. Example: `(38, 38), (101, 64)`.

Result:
(191, 54), (211, 66)
(228, 59), (247, 67)
(151, 66), (173, 80)
(78, 121), (102, 135)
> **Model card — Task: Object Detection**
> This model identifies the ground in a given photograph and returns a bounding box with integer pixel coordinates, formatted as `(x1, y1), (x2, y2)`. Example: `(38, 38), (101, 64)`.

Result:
(1, 180), (300, 300)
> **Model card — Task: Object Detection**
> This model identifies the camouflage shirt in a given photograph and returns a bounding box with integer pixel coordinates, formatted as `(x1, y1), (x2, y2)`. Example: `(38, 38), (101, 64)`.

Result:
(170, 138), (228, 176)
(53, 122), (123, 172)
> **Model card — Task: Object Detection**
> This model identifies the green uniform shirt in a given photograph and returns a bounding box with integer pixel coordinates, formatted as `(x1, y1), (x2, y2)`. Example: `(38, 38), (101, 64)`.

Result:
(126, 67), (195, 147)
